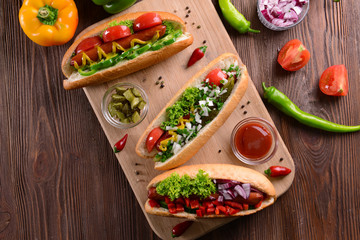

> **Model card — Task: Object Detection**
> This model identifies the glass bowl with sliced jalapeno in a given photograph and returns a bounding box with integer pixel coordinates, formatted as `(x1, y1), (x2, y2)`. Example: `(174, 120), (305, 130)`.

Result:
(101, 83), (148, 129)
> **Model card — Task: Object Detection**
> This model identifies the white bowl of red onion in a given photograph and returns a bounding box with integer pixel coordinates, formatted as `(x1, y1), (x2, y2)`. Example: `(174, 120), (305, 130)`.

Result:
(257, 0), (309, 31)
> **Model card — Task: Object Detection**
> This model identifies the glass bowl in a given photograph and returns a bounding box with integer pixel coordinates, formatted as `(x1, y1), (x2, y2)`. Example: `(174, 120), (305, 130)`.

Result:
(101, 82), (148, 129)
(257, 0), (310, 31)
(231, 117), (278, 165)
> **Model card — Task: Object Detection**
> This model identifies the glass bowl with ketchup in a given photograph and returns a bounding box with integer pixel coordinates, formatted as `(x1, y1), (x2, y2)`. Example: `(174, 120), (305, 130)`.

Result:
(231, 117), (278, 165)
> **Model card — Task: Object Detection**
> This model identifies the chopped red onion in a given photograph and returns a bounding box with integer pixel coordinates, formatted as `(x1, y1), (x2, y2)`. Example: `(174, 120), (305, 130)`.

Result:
(234, 185), (246, 199)
(259, 0), (308, 27)
(218, 189), (236, 200)
(217, 195), (224, 203)
(242, 183), (251, 199)
(217, 183), (235, 190)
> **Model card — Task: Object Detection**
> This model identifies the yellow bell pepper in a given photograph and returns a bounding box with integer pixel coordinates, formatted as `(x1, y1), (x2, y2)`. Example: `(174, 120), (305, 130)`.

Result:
(19, 0), (78, 46)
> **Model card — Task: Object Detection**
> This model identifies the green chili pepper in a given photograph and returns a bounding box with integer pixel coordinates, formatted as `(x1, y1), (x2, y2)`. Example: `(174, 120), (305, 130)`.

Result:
(262, 82), (360, 133)
(219, 0), (260, 34)
(92, 0), (137, 14)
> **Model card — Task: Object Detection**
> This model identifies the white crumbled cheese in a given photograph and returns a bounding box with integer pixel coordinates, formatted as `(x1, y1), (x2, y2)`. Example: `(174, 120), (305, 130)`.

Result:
(195, 112), (202, 124)
(172, 142), (182, 155)
(214, 88), (221, 96)
(158, 152), (163, 155)
(205, 78), (209, 83)
(199, 100), (207, 108)
(206, 97), (214, 106)
(209, 90), (215, 97)
(219, 89), (227, 96)
(186, 122), (192, 130)
(221, 78), (228, 85)
(201, 107), (209, 117)
(177, 135), (182, 143)
(234, 61), (238, 66)
(165, 126), (178, 131)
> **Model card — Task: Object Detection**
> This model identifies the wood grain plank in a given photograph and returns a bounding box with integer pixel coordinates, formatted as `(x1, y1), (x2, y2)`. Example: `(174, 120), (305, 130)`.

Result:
(1, 0), (360, 240)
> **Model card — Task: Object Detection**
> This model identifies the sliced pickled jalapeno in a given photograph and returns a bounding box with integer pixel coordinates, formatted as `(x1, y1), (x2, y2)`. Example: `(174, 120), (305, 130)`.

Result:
(108, 86), (147, 124)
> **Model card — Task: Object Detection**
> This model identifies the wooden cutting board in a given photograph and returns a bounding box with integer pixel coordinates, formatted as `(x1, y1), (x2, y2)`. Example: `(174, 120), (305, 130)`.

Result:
(81, 0), (295, 239)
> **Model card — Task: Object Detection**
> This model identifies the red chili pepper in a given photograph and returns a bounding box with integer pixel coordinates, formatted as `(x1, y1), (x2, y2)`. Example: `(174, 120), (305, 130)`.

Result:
(187, 45), (207, 67)
(113, 134), (128, 153)
(172, 221), (194, 238)
(264, 166), (291, 177)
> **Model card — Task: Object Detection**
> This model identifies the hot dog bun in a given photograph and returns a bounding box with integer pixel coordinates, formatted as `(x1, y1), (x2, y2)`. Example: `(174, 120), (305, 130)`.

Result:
(145, 164), (276, 218)
(61, 11), (193, 90)
(135, 53), (249, 170)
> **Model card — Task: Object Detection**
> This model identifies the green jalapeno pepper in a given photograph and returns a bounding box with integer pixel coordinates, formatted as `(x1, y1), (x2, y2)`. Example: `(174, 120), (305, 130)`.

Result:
(92, 0), (137, 14)
(219, 0), (260, 34)
(262, 82), (360, 133)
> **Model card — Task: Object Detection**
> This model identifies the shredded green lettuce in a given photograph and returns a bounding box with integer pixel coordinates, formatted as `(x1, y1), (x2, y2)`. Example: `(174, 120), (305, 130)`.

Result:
(162, 21), (177, 35)
(161, 87), (202, 129)
(155, 170), (216, 201)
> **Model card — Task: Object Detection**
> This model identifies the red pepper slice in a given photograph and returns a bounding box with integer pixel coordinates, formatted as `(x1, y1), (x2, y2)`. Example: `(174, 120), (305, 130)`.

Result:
(254, 200), (263, 209)
(168, 203), (177, 214)
(206, 207), (216, 214)
(148, 199), (160, 208)
(175, 197), (185, 205)
(176, 204), (184, 213)
(113, 134), (128, 153)
(212, 200), (224, 206)
(172, 221), (194, 238)
(224, 201), (243, 210)
(165, 196), (173, 204)
(187, 45), (207, 67)
(243, 204), (249, 210)
(217, 205), (227, 214)
(196, 209), (203, 217)
(202, 201), (214, 208)
(184, 198), (190, 207)
(190, 199), (200, 209)
(264, 166), (292, 177)
(199, 206), (206, 215)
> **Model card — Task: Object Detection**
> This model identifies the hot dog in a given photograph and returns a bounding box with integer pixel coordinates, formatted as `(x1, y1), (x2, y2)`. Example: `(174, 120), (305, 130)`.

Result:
(61, 12), (193, 90)
(145, 164), (277, 218)
(135, 53), (249, 170)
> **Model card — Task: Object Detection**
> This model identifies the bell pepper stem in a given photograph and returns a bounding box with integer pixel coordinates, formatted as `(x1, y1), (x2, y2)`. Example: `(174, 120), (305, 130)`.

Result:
(37, 5), (58, 26)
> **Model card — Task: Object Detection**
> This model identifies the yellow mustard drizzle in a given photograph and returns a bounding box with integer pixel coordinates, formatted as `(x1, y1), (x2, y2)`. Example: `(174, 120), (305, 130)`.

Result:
(76, 31), (161, 68)
(73, 61), (79, 69)
(96, 46), (109, 60)
(81, 52), (94, 66)
(151, 31), (160, 42)
(130, 38), (148, 48)
(177, 117), (191, 130)
(159, 130), (178, 152)
(112, 42), (126, 53)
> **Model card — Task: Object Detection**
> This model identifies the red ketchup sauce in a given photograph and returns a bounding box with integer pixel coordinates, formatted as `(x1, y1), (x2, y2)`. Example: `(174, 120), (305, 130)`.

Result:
(234, 123), (272, 159)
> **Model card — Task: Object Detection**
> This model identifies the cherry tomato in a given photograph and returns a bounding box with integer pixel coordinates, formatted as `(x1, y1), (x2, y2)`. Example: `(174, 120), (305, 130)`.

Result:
(75, 36), (103, 55)
(319, 65), (349, 96)
(205, 68), (228, 86)
(156, 132), (172, 152)
(133, 12), (162, 32)
(146, 127), (164, 152)
(102, 25), (131, 43)
(277, 39), (310, 71)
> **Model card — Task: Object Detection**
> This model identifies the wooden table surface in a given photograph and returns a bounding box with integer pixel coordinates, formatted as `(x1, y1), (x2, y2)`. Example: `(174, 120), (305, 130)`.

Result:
(1, 0), (359, 239)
